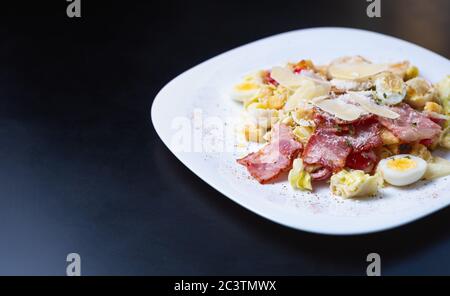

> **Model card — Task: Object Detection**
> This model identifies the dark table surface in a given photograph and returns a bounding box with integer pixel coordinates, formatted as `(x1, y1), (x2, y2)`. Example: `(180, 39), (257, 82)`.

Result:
(0, 0), (449, 275)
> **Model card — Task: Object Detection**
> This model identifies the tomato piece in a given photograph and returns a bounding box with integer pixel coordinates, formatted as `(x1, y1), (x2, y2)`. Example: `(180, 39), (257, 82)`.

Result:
(293, 59), (313, 74)
(294, 66), (305, 74)
(263, 70), (279, 86)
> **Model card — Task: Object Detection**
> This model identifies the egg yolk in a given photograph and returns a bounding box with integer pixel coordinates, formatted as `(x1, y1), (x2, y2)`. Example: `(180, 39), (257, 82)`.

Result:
(387, 158), (417, 171)
(382, 74), (403, 93)
(235, 82), (257, 91)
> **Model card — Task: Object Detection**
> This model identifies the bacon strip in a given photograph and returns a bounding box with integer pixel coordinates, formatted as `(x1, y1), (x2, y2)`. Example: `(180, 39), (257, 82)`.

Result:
(302, 129), (352, 171)
(378, 103), (442, 143)
(237, 123), (302, 184)
(303, 111), (382, 177)
(346, 150), (378, 173)
(346, 123), (382, 153)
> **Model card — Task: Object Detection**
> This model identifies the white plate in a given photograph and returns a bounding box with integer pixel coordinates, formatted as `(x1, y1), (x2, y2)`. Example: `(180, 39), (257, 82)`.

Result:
(151, 27), (450, 235)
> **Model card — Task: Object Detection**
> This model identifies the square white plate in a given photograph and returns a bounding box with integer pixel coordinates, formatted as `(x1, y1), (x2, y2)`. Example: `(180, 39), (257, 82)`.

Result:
(151, 27), (450, 235)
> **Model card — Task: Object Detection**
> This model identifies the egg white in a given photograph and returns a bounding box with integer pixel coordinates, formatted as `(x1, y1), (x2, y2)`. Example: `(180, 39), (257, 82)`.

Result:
(375, 75), (406, 105)
(231, 73), (263, 102)
(231, 86), (259, 102)
(378, 154), (427, 186)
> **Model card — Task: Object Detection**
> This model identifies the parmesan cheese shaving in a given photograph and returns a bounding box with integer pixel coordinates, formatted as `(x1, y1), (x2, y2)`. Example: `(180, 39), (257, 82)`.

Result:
(312, 97), (364, 121)
(284, 79), (330, 111)
(271, 66), (305, 88)
(345, 93), (400, 119)
(271, 66), (331, 89)
(328, 63), (388, 80)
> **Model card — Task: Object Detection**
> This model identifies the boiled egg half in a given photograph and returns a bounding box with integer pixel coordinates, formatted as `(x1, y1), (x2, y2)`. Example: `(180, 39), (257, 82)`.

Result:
(378, 154), (427, 186)
(231, 73), (262, 102)
(374, 72), (406, 105)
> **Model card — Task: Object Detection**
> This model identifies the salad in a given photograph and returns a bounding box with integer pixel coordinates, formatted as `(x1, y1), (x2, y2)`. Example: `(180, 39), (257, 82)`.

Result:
(233, 56), (450, 198)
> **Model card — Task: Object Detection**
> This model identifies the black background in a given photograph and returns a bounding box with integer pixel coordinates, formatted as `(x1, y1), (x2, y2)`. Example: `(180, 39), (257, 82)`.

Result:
(0, 0), (449, 275)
